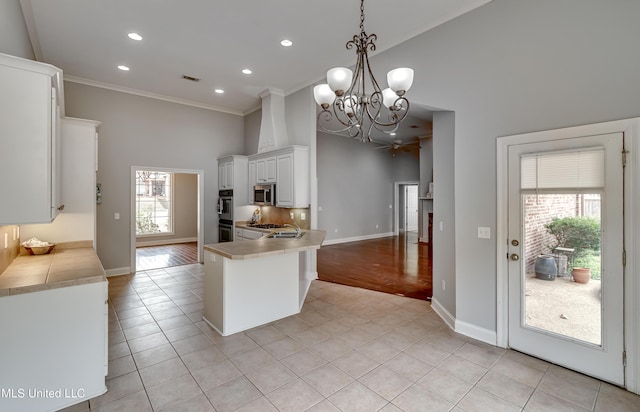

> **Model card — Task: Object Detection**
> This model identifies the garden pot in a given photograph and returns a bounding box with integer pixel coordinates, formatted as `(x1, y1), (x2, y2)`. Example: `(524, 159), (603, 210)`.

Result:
(572, 267), (591, 284)
(535, 255), (557, 281)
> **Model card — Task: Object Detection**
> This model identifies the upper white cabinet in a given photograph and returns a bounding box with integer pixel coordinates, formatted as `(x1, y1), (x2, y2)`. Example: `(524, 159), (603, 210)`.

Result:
(217, 155), (248, 205)
(249, 146), (309, 208)
(19, 118), (101, 248)
(0, 53), (64, 225)
(255, 156), (277, 183)
(248, 160), (256, 204)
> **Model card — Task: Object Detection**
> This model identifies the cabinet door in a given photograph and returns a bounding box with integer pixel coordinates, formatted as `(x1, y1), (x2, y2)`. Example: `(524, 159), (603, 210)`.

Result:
(256, 159), (266, 183)
(218, 163), (225, 189)
(265, 157), (277, 182)
(0, 64), (57, 224)
(248, 161), (256, 203)
(276, 154), (293, 207)
(224, 162), (234, 188)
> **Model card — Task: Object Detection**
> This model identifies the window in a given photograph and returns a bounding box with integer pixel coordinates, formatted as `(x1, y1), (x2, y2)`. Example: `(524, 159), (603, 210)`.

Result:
(135, 170), (173, 235)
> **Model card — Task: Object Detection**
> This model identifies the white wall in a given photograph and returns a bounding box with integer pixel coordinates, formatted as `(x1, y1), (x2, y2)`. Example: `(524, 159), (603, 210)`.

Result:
(64, 82), (244, 272)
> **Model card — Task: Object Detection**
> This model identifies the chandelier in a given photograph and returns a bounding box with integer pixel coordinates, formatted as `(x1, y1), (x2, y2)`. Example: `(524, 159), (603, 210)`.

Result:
(313, 0), (414, 142)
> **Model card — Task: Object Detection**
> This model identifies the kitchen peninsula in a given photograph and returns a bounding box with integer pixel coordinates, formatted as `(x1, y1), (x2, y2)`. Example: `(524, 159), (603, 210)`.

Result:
(203, 230), (325, 336)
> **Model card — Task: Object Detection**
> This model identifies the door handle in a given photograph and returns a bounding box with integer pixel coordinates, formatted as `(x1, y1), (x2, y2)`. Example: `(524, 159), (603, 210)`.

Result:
(510, 254), (520, 261)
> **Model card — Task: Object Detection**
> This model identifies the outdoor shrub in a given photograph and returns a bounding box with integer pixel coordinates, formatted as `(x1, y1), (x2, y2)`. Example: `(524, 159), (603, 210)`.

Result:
(544, 216), (600, 257)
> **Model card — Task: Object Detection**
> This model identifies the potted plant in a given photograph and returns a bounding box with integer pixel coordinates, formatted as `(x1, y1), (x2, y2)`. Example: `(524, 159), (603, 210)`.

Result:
(544, 216), (600, 283)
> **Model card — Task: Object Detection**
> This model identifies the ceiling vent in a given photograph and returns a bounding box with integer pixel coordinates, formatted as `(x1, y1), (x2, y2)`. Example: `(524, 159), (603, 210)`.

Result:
(181, 75), (200, 82)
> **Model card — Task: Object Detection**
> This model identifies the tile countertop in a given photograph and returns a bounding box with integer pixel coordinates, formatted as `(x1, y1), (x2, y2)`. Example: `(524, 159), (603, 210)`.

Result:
(0, 241), (106, 296)
(204, 229), (326, 260)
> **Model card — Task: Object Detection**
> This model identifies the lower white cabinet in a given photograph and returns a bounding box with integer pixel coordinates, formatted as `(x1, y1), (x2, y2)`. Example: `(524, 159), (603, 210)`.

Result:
(234, 227), (264, 241)
(0, 281), (108, 412)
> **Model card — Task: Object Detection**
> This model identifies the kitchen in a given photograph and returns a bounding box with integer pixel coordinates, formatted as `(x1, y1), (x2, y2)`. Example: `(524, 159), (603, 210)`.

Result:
(2, 0), (640, 410)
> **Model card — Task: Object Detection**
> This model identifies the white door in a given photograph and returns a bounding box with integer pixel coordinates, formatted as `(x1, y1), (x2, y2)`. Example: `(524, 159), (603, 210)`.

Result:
(507, 132), (625, 384)
(405, 185), (418, 232)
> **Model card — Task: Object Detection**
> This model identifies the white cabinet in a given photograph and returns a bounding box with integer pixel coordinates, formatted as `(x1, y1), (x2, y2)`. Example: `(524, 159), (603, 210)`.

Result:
(19, 118), (101, 248)
(0, 281), (108, 412)
(248, 160), (256, 204)
(249, 145), (309, 208)
(256, 156), (276, 183)
(276, 147), (310, 208)
(217, 155), (248, 205)
(233, 227), (265, 241)
(0, 53), (64, 225)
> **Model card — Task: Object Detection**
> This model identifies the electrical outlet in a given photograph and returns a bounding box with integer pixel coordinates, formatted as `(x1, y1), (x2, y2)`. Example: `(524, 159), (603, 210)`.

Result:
(439, 221), (444, 231)
(114, 212), (120, 220)
(375, 224), (379, 229)
(4, 233), (7, 249)
(318, 206), (323, 212)
(290, 211), (294, 219)
(334, 228), (338, 233)
(301, 212), (306, 220)
(442, 279), (446, 291)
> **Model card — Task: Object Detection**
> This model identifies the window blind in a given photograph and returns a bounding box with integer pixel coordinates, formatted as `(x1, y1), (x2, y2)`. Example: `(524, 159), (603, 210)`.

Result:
(521, 147), (604, 190)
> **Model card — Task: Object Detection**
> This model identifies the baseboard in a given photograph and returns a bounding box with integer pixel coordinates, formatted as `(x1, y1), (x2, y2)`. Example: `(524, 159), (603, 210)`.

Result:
(322, 232), (394, 246)
(105, 267), (131, 277)
(455, 319), (497, 346)
(431, 297), (497, 346)
(430, 297), (455, 330)
(136, 237), (197, 247)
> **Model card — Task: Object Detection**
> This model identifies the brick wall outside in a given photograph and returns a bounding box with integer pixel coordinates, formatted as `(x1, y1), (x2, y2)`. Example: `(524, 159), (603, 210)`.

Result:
(524, 194), (580, 273)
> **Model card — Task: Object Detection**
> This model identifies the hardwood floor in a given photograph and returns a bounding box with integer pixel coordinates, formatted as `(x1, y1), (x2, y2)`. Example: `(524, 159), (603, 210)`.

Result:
(318, 231), (432, 300)
(136, 242), (198, 271)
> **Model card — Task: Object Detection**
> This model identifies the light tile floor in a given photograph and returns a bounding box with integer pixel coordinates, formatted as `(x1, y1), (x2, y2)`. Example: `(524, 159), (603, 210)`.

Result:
(62, 263), (640, 412)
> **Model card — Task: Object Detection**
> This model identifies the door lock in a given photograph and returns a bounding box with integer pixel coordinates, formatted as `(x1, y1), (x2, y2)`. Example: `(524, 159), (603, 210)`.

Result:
(510, 254), (520, 261)
(511, 239), (519, 246)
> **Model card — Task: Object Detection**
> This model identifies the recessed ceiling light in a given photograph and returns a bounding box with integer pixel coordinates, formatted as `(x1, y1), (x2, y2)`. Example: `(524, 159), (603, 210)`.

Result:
(242, 68), (252, 75)
(280, 39), (293, 47)
(214, 89), (224, 94)
(117, 65), (130, 71)
(128, 32), (143, 41)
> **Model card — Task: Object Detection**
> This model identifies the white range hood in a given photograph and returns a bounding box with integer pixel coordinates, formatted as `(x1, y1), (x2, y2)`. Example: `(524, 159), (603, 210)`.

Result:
(257, 88), (289, 153)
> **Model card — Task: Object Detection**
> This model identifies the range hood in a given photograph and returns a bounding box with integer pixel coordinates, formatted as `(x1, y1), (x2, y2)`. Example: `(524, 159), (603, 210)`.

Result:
(257, 88), (289, 153)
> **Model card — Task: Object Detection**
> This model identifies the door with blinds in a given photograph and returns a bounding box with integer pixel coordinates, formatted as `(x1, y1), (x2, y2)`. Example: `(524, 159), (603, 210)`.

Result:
(507, 132), (625, 384)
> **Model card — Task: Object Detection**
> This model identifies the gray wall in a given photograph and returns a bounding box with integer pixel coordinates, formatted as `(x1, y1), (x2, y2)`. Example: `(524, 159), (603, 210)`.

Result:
(317, 132), (419, 241)
(136, 173), (198, 245)
(372, 0), (640, 330)
(0, 0), (34, 60)
(64, 82), (244, 271)
(432, 112), (456, 317)
(244, 110), (261, 155)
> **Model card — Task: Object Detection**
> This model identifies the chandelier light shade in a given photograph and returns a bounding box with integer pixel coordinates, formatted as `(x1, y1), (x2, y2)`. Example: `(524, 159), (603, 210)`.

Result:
(314, 0), (414, 142)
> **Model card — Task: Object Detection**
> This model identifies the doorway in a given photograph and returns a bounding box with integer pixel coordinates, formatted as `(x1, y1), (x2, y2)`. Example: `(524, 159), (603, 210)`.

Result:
(394, 181), (419, 236)
(497, 121), (632, 386)
(130, 167), (204, 273)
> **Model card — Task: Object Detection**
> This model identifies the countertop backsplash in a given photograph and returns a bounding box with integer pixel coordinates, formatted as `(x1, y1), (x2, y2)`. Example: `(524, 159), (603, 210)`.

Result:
(251, 206), (310, 230)
(0, 225), (20, 276)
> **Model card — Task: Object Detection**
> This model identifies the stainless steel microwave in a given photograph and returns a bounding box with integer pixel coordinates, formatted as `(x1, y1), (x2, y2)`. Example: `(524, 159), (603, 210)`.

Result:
(254, 184), (275, 206)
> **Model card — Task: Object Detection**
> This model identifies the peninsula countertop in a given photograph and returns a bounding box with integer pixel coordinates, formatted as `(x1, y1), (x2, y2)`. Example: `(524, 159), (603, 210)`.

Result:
(204, 229), (326, 260)
(0, 241), (106, 296)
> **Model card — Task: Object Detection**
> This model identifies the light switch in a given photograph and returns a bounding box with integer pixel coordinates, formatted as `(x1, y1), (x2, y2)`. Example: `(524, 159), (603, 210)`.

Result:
(478, 226), (491, 239)
(301, 212), (306, 220)
(4, 233), (7, 249)
(114, 212), (120, 220)
(439, 221), (444, 232)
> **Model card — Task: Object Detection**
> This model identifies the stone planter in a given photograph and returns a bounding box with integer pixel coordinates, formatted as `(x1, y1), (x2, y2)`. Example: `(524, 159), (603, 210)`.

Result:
(572, 267), (591, 284)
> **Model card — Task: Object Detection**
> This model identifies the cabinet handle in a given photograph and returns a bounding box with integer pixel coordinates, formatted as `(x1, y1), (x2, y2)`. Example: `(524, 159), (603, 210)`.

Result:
(57, 204), (65, 211)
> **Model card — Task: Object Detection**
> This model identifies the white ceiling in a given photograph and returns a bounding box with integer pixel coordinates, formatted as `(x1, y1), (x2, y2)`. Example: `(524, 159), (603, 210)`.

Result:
(20, 0), (491, 142)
